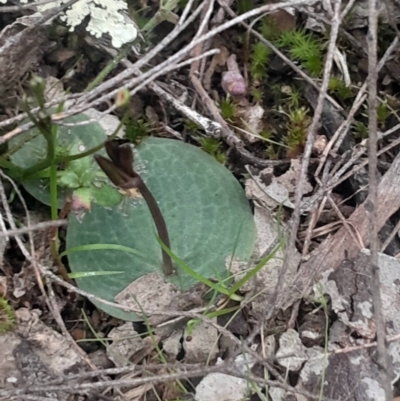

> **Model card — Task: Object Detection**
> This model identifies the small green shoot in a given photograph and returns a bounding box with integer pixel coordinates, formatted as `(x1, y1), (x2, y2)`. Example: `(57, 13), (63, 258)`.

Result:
(284, 86), (302, 109)
(276, 29), (323, 76)
(353, 120), (368, 139)
(377, 98), (390, 126)
(184, 119), (201, 132)
(60, 243), (147, 259)
(249, 41), (270, 82)
(199, 138), (226, 164)
(236, 0), (255, 13)
(260, 15), (280, 41)
(125, 117), (153, 144)
(328, 76), (353, 100)
(265, 144), (278, 159)
(250, 87), (263, 102)
(219, 98), (236, 121)
(68, 271), (124, 279)
(0, 297), (15, 334)
(282, 106), (311, 157)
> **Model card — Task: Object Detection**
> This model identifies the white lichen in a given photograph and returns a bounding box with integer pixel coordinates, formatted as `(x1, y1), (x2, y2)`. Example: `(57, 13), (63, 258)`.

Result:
(1, 0), (138, 48)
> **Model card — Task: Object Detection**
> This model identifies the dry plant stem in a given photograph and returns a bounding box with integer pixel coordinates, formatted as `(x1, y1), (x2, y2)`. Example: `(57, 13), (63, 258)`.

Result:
(244, 1), (342, 346)
(317, 36), (398, 178)
(45, 278), (96, 370)
(148, 78), (286, 167)
(288, 151), (400, 313)
(301, 195), (327, 256)
(381, 217), (400, 252)
(0, 314), (338, 401)
(0, 219), (67, 238)
(0, 93), (81, 130)
(300, 124), (400, 248)
(190, 0), (215, 95)
(327, 134), (400, 191)
(0, 360), (336, 401)
(0, 172), (93, 371)
(189, 0), (213, 92)
(179, 0), (197, 22)
(325, 190), (361, 245)
(0, 171), (51, 314)
(194, 0), (214, 40)
(282, 0), (341, 304)
(367, 0), (392, 396)
(56, 47), (220, 123)
(340, 0), (358, 18)
(0, 49), (218, 146)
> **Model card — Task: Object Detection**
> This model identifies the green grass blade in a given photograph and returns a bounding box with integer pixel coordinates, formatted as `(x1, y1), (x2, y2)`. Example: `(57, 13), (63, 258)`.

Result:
(228, 239), (283, 295)
(60, 243), (147, 259)
(68, 271), (124, 279)
(157, 237), (237, 298)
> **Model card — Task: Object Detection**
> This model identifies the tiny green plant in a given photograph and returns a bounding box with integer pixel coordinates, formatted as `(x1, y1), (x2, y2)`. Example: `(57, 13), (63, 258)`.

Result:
(249, 41), (270, 82)
(250, 87), (263, 102)
(0, 297), (15, 334)
(236, 0), (255, 13)
(328, 76), (353, 100)
(377, 98), (390, 127)
(283, 106), (311, 158)
(219, 97), (236, 121)
(265, 144), (278, 160)
(276, 29), (323, 76)
(125, 117), (153, 144)
(199, 138), (226, 164)
(353, 120), (368, 140)
(260, 15), (280, 41)
(184, 119), (201, 132)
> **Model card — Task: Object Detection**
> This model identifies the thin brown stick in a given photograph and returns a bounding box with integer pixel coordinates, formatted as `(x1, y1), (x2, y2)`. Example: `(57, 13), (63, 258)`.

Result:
(367, 0), (392, 397)
(0, 219), (67, 238)
(282, 0), (342, 304)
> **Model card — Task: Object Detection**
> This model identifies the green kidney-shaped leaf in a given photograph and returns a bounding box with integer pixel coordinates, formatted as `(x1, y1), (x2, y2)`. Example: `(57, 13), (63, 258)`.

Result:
(66, 137), (256, 321)
(9, 113), (107, 207)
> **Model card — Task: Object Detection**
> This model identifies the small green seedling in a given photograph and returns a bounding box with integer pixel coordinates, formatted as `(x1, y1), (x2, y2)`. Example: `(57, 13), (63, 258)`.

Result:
(328, 76), (353, 100)
(199, 138), (226, 164)
(249, 41), (270, 82)
(276, 29), (323, 76)
(0, 298), (15, 334)
(219, 98), (237, 121)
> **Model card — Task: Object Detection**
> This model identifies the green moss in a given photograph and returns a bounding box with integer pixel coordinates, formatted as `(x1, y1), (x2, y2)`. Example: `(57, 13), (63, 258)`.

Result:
(0, 298), (15, 334)
(283, 107), (310, 155)
(328, 76), (353, 100)
(276, 29), (323, 76)
(219, 98), (236, 121)
(125, 117), (152, 143)
(199, 138), (226, 164)
(250, 41), (270, 82)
